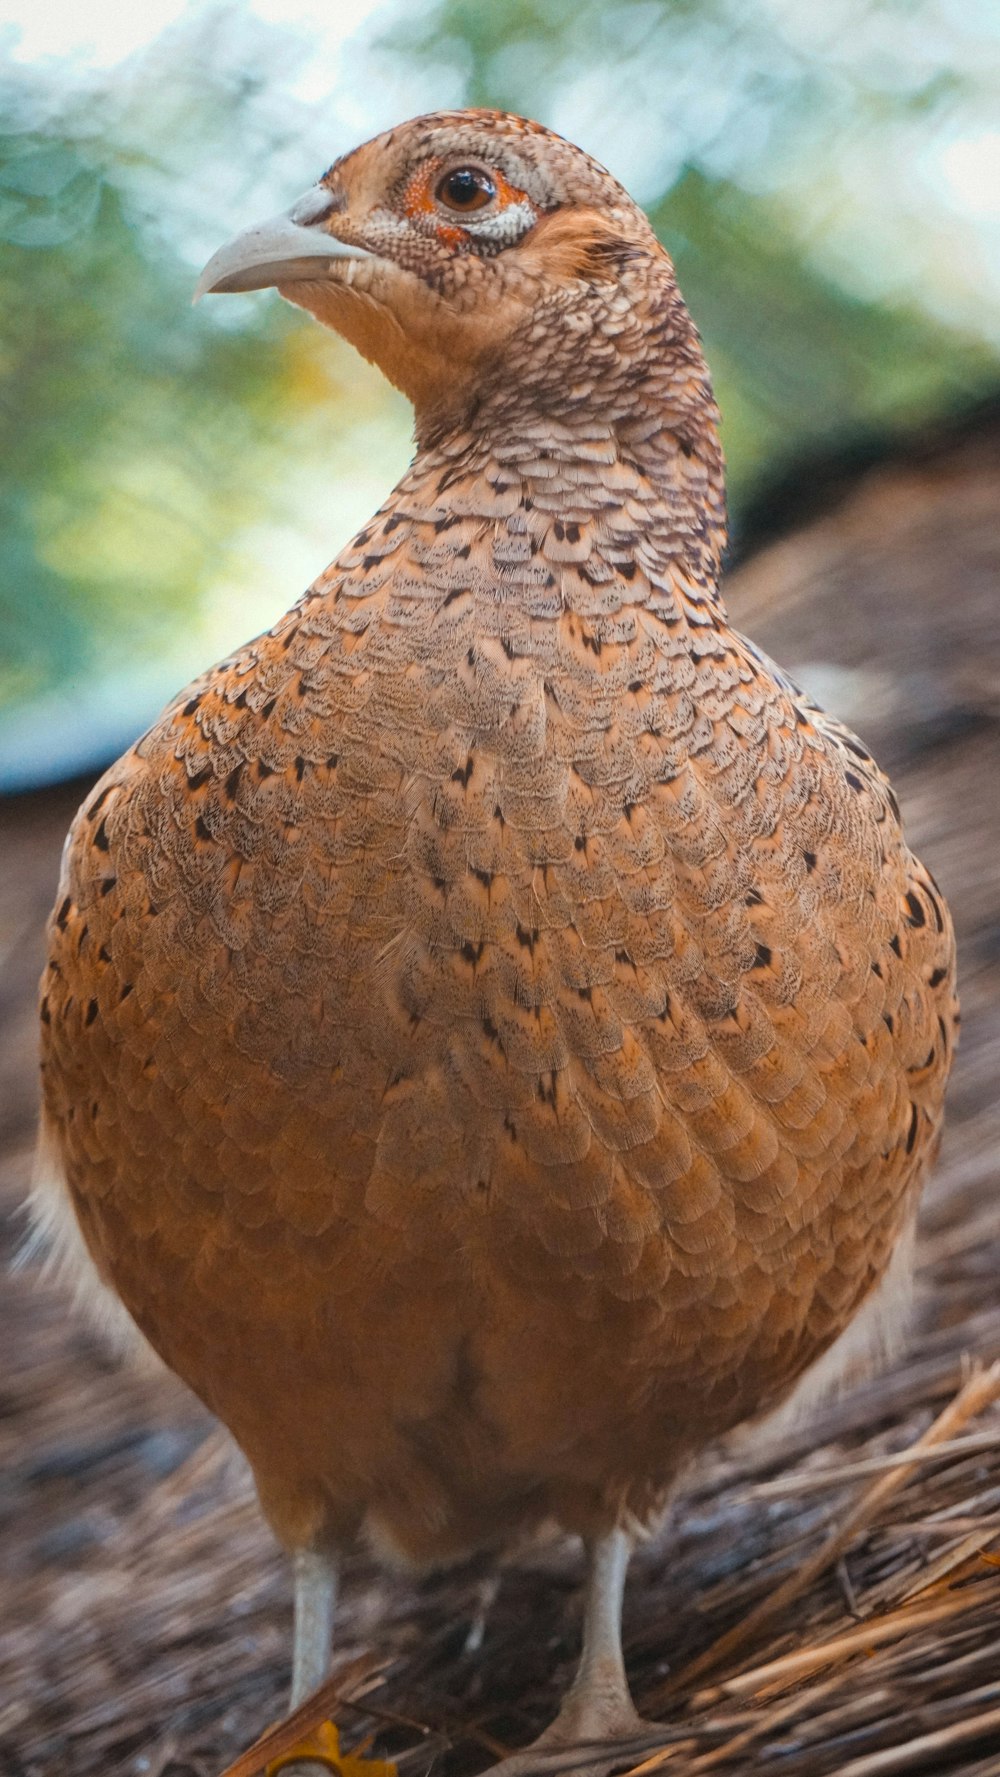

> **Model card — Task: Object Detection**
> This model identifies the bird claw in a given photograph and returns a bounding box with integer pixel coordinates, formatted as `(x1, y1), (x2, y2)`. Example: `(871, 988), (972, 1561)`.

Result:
(486, 1720), (673, 1777)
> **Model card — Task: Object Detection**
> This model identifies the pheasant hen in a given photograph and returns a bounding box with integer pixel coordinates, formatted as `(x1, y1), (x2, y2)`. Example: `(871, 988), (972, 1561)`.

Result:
(38, 110), (957, 1771)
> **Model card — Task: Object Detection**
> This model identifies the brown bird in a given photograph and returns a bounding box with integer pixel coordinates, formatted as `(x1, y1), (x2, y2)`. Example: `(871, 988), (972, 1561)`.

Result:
(36, 109), (957, 1773)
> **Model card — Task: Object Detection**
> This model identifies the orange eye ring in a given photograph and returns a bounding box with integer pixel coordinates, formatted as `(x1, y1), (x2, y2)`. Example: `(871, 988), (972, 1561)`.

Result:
(435, 166), (497, 213)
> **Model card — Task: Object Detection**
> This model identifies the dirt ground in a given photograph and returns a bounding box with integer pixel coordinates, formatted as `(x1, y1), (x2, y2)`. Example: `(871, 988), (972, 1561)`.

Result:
(3, 406), (1000, 1777)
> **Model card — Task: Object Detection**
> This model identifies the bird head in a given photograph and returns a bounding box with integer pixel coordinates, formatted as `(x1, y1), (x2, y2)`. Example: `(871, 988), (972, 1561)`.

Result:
(196, 109), (712, 447)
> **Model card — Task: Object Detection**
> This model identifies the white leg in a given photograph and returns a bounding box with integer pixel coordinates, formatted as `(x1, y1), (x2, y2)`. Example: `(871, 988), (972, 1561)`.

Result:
(290, 1547), (338, 1706)
(275, 1549), (339, 1777)
(552, 1527), (643, 1741)
(488, 1529), (665, 1775)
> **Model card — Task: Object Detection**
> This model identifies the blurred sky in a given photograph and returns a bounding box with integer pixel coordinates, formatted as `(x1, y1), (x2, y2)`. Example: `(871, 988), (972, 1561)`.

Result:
(2, 0), (999, 788)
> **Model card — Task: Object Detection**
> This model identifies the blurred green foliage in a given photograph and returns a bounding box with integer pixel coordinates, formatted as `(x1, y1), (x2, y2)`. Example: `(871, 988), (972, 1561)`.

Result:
(0, 126), (284, 709)
(1, 0), (998, 785)
(652, 167), (994, 508)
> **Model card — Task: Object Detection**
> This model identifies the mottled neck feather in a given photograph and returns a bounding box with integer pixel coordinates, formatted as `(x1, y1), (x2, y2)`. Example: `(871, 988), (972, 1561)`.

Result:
(413, 246), (727, 602)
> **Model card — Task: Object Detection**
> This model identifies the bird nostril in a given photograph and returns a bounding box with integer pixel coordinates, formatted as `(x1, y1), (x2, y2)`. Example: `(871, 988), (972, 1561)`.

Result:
(290, 184), (345, 228)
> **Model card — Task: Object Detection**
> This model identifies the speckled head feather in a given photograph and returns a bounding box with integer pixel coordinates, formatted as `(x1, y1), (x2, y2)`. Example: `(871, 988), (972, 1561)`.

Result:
(319, 107), (643, 246)
(202, 109), (716, 464)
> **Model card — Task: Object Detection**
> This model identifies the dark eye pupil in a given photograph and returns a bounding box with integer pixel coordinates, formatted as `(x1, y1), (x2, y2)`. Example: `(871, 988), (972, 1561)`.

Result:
(441, 168), (494, 209)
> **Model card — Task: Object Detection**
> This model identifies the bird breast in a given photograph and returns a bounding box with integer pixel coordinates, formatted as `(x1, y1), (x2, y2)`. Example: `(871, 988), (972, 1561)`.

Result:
(38, 441), (956, 1544)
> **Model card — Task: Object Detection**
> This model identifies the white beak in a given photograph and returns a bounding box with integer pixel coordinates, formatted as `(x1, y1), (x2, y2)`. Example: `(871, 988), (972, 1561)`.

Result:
(193, 184), (372, 302)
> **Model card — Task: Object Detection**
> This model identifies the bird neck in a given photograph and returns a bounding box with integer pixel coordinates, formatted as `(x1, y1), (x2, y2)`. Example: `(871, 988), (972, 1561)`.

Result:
(412, 258), (728, 603)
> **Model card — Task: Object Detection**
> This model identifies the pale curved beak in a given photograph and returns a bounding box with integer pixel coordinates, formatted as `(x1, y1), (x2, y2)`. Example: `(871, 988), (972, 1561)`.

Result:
(193, 184), (372, 302)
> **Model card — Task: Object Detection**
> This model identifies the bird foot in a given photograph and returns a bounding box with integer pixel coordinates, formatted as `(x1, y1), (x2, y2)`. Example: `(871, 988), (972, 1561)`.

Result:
(487, 1707), (672, 1777)
(265, 1717), (343, 1775)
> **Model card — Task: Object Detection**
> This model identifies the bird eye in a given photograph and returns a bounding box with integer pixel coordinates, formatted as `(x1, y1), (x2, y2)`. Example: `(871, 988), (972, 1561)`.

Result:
(436, 167), (497, 213)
